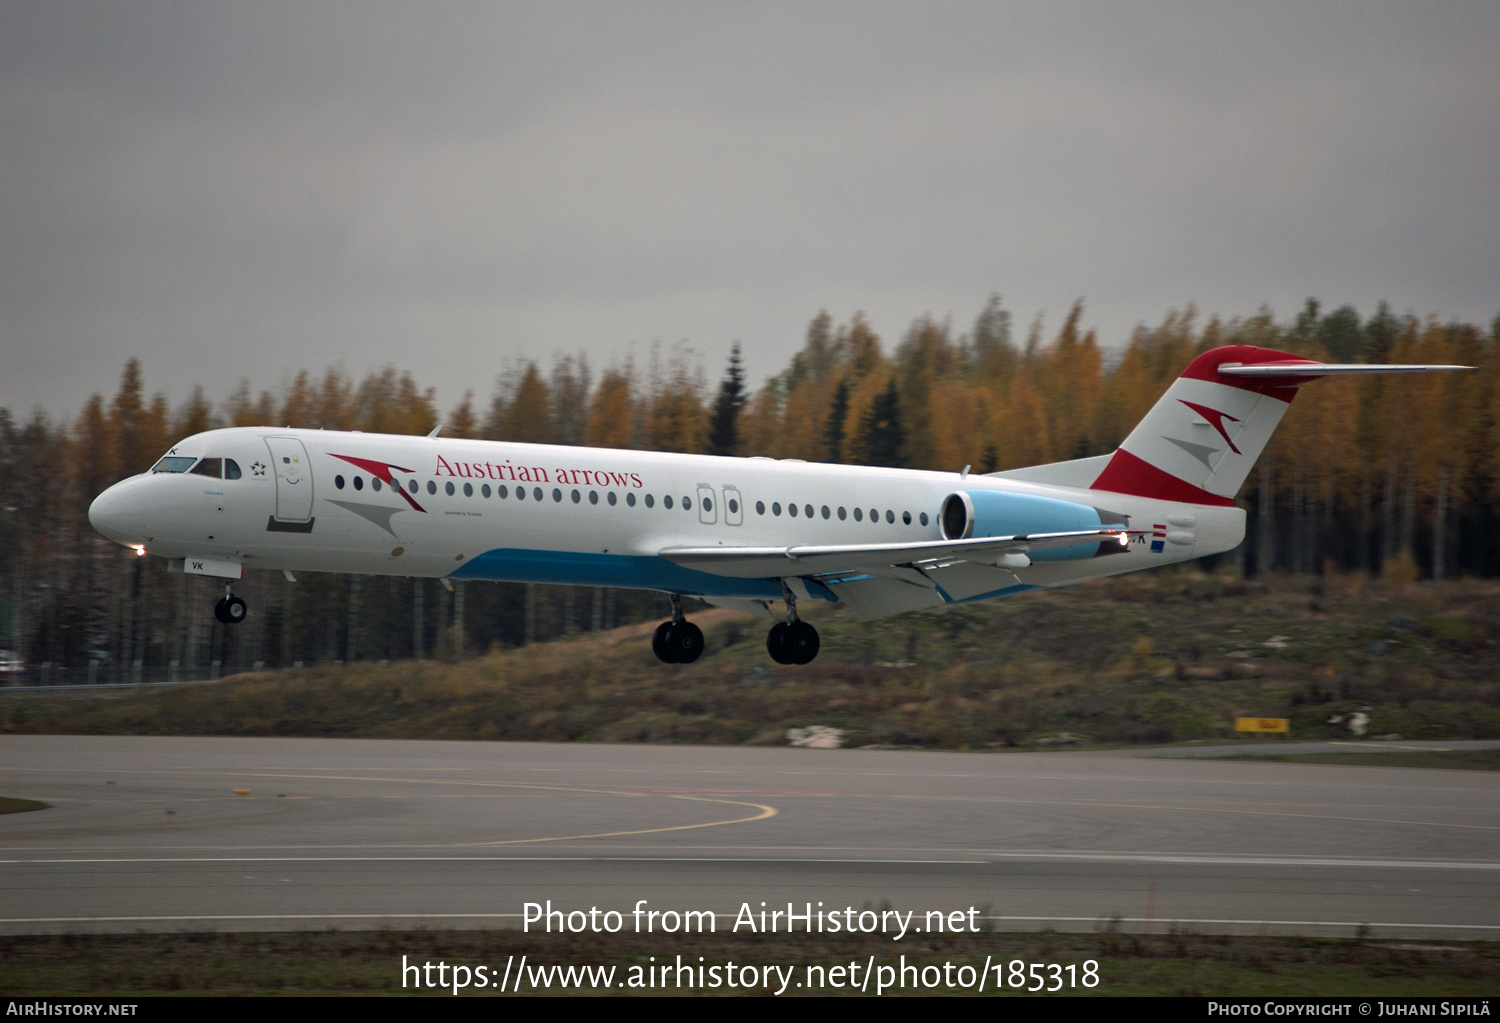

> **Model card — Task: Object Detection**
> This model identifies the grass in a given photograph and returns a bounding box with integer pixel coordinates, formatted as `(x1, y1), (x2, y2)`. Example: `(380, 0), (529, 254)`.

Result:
(3, 570), (1498, 751)
(0, 931), (1495, 996)
(1226, 750), (1500, 771)
(0, 930), (1494, 990)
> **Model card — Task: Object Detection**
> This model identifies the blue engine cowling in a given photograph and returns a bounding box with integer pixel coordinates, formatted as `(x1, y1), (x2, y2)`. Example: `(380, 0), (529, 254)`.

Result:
(940, 490), (1112, 562)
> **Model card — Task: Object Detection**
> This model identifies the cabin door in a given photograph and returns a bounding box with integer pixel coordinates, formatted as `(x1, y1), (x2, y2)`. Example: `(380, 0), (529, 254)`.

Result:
(264, 437), (314, 523)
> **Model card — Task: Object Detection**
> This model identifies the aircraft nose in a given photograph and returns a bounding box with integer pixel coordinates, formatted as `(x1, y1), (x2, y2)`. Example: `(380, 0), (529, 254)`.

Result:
(88, 481), (150, 546)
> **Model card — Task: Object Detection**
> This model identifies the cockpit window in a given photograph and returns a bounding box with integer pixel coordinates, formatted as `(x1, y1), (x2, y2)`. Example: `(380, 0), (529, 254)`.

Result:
(151, 456), (197, 473)
(224, 459), (242, 480)
(189, 458), (223, 479)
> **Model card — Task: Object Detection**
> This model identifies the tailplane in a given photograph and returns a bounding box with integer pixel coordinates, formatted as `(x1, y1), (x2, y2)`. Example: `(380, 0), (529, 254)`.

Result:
(1089, 345), (1467, 506)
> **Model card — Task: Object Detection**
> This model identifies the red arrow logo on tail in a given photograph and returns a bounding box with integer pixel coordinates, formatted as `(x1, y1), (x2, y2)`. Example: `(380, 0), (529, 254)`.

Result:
(1177, 400), (1242, 455)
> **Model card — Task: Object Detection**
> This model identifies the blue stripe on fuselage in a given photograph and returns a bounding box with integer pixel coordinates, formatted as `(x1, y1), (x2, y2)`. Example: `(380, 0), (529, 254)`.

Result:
(448, 547), (790, 600)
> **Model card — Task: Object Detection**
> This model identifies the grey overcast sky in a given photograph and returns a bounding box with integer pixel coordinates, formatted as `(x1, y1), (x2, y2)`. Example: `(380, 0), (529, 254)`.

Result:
(2, 2), (1497, 420)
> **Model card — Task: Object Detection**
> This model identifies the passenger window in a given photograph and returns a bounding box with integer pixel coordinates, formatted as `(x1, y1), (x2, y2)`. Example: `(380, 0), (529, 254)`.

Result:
(335, 475), (346, 490)
(920, 512), (928, 526)
(427, 481), (437, 495)
(373, 478), (383, 492)
(870, 508), (878, 522)
(902, 511), (911, 525)
(482, 483), (491, 498)
(517, 486), (526, 500)
(354, 477), (365, 491)
(533, 487), (543, 501)
(664, 495), (674, 510)
(645, 494), (655, 508)
(838, 507), (846, 520)
(788, 503), (797, 517)
(683, 496), (691, 511)
(589, 491), (598, 505)
(445, 482), (455, 496)
(189, 458), (222, 479)
(885, 510), (894, 523)
(626, 492), (636, 507)
(772, 502), (781, 516)
(821, 505), (830, 519)
(756, 501), (765, 515)
(854, 507), (863, 521)
(571, 489), (581, 504)
(552, 488), (562, 502)
(608, 492), (617, 506)
(224, 459), (242, 480)
(497, 485), (507, 498)
(704, 498), (712, 512)
(804, 504), (813, 518)
(463, 482), (472, 497)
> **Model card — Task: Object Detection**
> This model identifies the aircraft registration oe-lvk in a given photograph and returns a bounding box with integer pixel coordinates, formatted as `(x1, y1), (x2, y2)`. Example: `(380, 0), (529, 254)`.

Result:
(89, 345), (1466, 666)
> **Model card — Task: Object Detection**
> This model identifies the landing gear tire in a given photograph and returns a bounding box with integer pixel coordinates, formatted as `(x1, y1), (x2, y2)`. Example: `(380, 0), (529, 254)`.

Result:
(669, 621), (704, 664)
(652, 620), (704, 664)
(214, 595), (247, 625)
(786, 620), (819, 664)
(768, 620), (818, 664)
(767, 622), (793, 664)
(652, 621), (677, 663)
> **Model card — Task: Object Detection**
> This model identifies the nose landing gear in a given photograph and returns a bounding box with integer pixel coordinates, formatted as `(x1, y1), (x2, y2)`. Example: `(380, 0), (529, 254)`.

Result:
(650, 594), (704, 664)
(214, 584), (247, 625)
(766, 581), (819, 665)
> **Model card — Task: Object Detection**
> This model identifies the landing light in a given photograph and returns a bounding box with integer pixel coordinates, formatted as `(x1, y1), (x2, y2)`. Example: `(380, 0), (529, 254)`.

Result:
(1116, 534), (1129, 546)
(132, 545), (147, 557)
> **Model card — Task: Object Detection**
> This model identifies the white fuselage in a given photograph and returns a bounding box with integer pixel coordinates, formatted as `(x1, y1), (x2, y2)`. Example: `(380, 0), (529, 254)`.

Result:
(88, 427), (1245, 615)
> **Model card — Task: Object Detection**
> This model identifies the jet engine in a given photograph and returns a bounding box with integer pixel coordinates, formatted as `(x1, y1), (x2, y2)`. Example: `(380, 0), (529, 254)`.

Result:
(939, 490), (1124, 562)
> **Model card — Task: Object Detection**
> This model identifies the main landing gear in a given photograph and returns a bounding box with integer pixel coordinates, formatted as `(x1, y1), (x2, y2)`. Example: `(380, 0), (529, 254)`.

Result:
(214, 584), (247, 625)
(649, 586), (821, 666)
(766, 581), (819, 665)
(651, 594), (705, 664)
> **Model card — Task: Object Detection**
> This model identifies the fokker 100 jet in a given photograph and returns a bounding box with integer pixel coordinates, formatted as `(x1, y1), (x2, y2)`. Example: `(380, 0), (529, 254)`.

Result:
(89, 345), (1464, 665)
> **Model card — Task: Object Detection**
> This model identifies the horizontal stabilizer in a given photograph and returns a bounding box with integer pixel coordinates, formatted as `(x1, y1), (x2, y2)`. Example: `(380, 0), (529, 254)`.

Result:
(1218, 361), (1471, 378)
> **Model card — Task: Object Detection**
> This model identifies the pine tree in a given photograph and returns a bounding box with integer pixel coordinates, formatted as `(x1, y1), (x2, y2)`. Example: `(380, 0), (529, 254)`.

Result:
(823, 376), (849, 463)
(858, 378), (905, 468)
(706, 343), (746, 456)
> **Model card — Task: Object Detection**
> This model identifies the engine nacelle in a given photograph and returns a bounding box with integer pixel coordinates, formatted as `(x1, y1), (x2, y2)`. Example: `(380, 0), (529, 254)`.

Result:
(940, 490), (1116, 562)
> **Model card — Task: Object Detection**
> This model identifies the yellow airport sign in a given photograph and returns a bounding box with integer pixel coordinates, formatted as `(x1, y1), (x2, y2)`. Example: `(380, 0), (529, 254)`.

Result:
(1235, 717), (1289, 733)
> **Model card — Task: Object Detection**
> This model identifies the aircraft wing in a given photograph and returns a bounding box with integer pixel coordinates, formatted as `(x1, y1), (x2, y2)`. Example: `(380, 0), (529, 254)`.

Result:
(658, 527), (1128, 579)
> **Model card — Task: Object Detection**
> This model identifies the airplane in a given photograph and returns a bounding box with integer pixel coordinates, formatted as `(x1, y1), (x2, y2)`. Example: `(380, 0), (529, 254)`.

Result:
(87, 345), (1466, 665)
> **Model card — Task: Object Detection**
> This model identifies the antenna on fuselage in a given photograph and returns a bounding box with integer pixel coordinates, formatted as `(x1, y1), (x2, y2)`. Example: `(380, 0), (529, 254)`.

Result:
(427, 424), (442, 438)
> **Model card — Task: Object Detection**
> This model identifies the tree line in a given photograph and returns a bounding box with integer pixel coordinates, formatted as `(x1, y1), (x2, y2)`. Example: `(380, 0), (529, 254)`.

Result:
(3, 296), (1497, 679)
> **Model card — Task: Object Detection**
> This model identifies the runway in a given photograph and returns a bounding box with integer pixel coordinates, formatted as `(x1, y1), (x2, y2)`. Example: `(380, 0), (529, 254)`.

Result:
(1, 735), (1496, 938)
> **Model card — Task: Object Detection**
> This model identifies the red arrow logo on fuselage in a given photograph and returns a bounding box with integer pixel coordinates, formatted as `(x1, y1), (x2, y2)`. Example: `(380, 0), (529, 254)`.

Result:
(330, 454), (427, 512)
(1177, 400), (1242, 455)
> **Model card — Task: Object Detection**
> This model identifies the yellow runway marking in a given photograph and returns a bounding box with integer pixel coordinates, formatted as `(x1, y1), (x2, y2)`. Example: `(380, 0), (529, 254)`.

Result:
(467, 795), (777, 846)
(12, 767), (1494, 834)
(3, 768), (779, 847)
